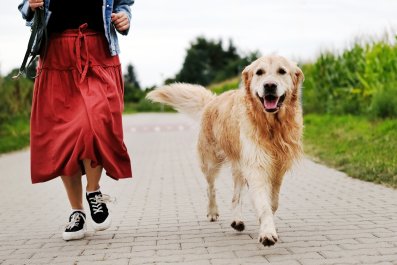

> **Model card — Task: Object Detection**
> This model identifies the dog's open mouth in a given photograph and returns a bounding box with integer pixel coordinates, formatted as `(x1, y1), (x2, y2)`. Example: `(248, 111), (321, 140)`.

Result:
(256, 93), (286, 113)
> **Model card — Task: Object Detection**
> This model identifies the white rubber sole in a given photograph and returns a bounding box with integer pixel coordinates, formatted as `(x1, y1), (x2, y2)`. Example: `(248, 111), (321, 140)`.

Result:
(92, 215), (112, 231)
(62, 225), (87, 241)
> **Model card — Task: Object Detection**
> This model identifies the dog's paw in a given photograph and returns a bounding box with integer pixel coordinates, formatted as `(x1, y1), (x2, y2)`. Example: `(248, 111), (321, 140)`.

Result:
(231, 221), (245, 232)
(207, 213), (219, 222)
(258, 232), (278, 247)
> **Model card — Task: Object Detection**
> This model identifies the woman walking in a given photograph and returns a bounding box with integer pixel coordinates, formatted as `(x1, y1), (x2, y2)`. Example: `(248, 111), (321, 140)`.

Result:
(18, 0), (134, 240)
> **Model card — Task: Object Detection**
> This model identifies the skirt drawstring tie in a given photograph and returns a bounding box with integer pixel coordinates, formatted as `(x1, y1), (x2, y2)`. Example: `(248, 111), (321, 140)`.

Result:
(75, 23), (90, 83)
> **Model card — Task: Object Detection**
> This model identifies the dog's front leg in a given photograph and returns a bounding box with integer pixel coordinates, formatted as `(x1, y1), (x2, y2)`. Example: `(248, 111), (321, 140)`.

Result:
(245, 169), (278, 247)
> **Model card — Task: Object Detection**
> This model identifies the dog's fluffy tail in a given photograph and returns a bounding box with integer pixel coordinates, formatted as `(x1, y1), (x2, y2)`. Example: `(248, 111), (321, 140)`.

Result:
(146, 83), (216, 120)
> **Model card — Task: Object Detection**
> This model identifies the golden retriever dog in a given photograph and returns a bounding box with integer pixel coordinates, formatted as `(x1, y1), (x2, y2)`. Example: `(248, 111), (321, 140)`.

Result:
(146, 55), (304, 247)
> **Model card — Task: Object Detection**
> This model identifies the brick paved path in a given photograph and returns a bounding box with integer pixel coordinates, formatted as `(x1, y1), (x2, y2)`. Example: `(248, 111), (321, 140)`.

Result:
(0, 113), (396, 265)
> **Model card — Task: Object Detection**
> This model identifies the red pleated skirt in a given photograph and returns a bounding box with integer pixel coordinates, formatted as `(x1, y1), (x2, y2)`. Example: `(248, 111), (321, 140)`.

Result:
(30, 24), (132, 183)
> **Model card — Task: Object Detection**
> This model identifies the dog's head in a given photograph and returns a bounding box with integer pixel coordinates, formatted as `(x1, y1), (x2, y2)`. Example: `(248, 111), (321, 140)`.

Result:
(242, 55), (304, 114)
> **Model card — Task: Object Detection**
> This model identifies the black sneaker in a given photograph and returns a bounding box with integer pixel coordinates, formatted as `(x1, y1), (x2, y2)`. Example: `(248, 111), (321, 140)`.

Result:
(62, 211), (86, 241)
(86, 191), (112, 231)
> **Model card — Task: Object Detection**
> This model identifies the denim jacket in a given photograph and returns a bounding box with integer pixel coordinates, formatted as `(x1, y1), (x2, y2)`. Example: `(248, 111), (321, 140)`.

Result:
(18, 0), (134, 56)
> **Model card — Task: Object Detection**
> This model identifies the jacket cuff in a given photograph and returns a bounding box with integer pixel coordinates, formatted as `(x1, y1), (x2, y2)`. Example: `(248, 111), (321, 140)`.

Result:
(18, 1), (34, 23)
(113, 7), (132, 36)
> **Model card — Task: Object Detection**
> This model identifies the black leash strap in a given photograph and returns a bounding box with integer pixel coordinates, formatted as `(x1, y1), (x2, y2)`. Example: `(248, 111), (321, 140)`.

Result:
(13, 7), (47, 79)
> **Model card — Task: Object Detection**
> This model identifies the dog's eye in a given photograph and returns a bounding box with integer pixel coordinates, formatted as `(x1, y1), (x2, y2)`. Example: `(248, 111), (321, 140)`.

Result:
(278, 68), (286, 75)
(256, 69), (264, 76)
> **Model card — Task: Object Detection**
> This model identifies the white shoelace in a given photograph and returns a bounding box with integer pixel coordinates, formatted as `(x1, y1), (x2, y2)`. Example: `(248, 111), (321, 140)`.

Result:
(65, 212), (85, 230)
(89, 194), (116, 214)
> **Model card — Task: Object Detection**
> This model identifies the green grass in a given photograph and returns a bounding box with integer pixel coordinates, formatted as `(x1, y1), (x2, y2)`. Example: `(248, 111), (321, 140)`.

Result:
(209, 77), (240, 94)
(124, 101), (174, 114)
(123, 102), (139, 114)
(304, 114), (397, 188)
(0, 116), (30, 154)
(124, 98), (176, 113)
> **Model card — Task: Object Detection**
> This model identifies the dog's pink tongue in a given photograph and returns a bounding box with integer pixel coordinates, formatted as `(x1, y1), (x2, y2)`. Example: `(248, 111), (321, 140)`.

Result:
(264, 99), (278, 109)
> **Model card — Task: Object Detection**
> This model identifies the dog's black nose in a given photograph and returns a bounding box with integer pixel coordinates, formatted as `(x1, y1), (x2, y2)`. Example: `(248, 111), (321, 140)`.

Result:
(264, 83), (277, 95)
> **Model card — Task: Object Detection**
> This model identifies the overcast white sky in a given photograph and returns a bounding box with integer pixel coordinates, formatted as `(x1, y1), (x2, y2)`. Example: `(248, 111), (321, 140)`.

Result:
(1, 0), (396, 87)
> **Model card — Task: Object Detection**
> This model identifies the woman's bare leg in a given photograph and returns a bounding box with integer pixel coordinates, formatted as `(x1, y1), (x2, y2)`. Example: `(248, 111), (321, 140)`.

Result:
(61, 171), (83, 209)
(83, 159), (103, 192)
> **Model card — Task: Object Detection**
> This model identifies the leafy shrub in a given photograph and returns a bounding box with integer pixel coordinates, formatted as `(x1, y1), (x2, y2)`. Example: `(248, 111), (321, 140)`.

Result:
(0, 71), (34, 123)
(302, 37), (397, 118)
(370, 87), (397, 118)
(0, 70), (33, 153)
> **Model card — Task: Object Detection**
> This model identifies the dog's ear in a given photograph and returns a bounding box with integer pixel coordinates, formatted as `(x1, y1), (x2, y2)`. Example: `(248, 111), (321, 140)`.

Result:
(242, 64), (253, 92)
(293, 66), (304, 90)
(291, 65), (304, 102)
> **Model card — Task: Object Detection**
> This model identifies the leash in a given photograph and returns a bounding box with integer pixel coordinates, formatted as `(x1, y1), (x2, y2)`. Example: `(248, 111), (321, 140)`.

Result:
(13, 7), (48, 79)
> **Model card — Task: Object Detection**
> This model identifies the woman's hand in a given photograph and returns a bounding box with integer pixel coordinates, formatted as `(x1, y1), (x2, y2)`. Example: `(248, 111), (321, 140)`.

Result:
(29, 0), (44, 11)
(111, 12), (130, 32)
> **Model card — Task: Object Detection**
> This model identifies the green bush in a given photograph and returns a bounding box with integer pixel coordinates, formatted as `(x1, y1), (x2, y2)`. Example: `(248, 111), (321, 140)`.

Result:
(0, 115), (30, 153)
(124, 83), (145, 103)
(0, 73), (33, 123)
(370, 87), (397, 118)
(302, 37), (397, 118)
(0, 70), (34, 153)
